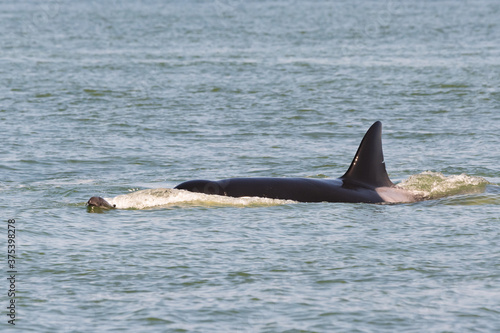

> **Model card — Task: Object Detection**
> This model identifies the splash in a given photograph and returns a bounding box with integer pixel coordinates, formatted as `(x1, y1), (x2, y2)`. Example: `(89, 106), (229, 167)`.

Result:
(100, 173), (489, 209)
(106, 188), (294, 209)
(396, 171), (489, 200)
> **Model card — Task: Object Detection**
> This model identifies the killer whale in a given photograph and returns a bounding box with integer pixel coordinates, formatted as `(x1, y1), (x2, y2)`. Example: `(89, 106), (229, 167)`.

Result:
(175, 121), (416, 203)
(86, 121), (416, 208)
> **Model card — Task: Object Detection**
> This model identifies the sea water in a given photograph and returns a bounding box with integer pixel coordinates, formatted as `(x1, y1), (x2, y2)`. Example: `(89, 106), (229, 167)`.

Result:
(1, 0), (499, 332)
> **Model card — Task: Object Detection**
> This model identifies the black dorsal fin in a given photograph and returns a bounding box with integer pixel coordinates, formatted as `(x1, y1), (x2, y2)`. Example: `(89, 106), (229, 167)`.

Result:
(340, 121), (394, 188)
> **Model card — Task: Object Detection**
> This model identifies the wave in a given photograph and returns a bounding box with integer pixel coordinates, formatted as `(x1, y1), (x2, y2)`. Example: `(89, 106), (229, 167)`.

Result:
(396, 171), (489, 200)
(102, 172), (489, 209)
(106, 188), (294, 209)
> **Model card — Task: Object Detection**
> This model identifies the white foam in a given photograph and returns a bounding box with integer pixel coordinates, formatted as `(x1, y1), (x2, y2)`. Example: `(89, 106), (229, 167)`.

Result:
(396, 171), (489, 200)
(107, 188), (294, 209)
(103, 172), (488, 209)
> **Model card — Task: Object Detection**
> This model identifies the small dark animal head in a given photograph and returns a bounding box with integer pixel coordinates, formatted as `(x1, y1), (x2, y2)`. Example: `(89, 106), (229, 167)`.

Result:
(87, 196), (116, 209)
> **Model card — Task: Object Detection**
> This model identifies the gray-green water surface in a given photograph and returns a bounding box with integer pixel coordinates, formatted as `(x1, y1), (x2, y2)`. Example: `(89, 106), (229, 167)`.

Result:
(1, 1), (499, 332)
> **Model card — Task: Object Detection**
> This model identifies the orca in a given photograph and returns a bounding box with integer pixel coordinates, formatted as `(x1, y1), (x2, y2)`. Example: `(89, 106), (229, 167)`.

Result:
(86, 121), (416, 208)
(175, 121), (416, 203)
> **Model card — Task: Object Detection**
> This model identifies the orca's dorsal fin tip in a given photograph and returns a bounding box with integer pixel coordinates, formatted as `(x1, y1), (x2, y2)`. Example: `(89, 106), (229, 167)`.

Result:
(340, 121), (394, 188)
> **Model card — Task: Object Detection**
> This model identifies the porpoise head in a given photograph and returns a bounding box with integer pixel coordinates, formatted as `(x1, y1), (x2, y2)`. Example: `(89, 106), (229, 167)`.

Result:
(87, 196), (116, 209)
